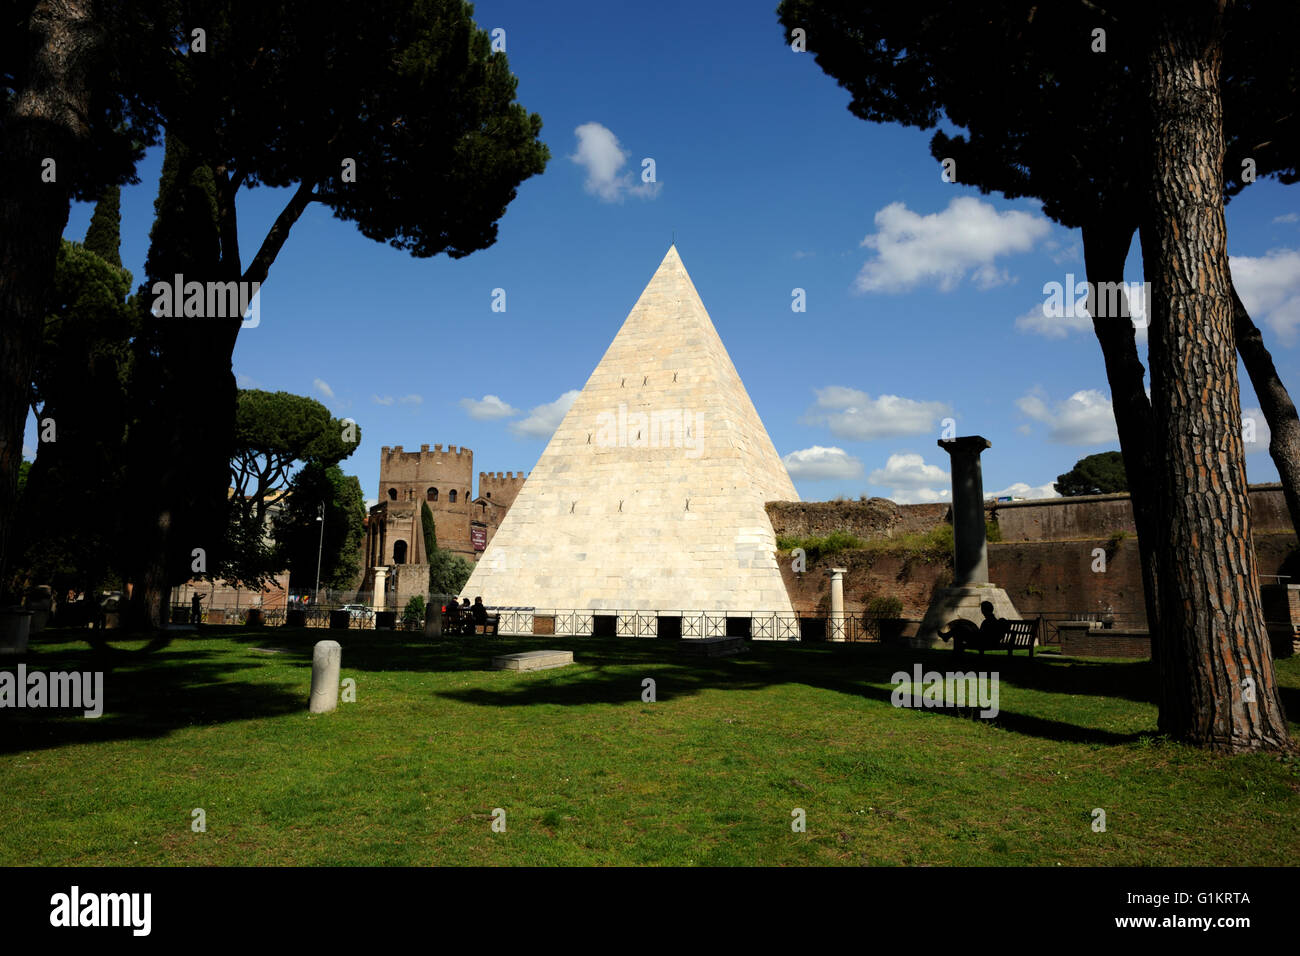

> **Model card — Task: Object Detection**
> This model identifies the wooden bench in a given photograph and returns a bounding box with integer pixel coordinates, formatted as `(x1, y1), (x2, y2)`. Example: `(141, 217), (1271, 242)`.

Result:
(944, 617), (1040, 657)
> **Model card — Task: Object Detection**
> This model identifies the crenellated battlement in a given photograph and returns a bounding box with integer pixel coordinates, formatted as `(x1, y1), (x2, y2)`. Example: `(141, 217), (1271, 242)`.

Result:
(478, 469), (529, 510)
(383, 443), (471, 461)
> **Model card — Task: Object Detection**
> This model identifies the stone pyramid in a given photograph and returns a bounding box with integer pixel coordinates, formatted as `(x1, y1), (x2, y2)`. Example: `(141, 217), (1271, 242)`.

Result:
(461, 245), (798, 614)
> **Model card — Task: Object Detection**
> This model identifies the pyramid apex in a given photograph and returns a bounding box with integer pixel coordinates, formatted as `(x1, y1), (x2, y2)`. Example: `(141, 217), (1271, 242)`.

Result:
(651, 244), (687, 279)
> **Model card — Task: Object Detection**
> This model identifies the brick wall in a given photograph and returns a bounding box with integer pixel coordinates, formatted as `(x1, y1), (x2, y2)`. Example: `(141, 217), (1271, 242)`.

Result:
(778, 534), (1299, 625)
(1059, 627), (1152, 658)
(766, 499), (966, 541)
(768, 483), (1292, 545)
(992, 483), (1291, 541)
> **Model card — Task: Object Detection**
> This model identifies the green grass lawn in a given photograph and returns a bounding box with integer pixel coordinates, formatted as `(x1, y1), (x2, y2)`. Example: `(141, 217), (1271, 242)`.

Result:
(2, 627), (1297, 866)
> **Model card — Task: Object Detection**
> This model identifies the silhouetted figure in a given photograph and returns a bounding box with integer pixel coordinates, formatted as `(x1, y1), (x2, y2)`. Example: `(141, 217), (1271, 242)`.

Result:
(941, 601), (1005, 654)
(472, 596), (487, 634)
(190, 593), (203, 625)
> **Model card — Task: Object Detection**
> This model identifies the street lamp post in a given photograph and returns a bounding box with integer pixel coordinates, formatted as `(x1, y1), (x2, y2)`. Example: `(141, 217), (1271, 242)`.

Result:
(314, 502), (325, 605)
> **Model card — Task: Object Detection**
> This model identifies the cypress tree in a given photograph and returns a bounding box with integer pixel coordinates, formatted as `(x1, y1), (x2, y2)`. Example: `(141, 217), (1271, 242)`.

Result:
(83, 186), (122, 268)
(421, 501), (438, 560)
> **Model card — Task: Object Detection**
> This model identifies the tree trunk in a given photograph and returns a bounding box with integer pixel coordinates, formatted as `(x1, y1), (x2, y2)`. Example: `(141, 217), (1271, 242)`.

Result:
(1231, 277), (1300, 538)
(123, 143), (246, 631)
(1080, 218), (1164, 691)
(0, 0), (100, 598)
(1139, 1), (1289, 751)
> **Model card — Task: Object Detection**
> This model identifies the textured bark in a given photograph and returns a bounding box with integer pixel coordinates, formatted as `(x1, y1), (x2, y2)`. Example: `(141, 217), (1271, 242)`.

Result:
(1139, 2), (1290, 751)
(0, 0), (100, 596)
(1231, 278), (1300, 538)
(1080, 218), (1164, 692)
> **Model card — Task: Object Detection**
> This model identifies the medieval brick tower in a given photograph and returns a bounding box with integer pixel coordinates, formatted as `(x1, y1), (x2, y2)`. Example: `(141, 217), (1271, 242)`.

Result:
(361, 445), (529, 607)
(365, 444), (475, 569)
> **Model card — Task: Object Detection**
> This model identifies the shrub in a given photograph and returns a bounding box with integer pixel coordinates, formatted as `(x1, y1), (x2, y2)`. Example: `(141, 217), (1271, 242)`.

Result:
(864, 595), (903, 619)
(860, 594), (904, 640)
(403, 595), (426, 628)
(775, 530), (868, 563)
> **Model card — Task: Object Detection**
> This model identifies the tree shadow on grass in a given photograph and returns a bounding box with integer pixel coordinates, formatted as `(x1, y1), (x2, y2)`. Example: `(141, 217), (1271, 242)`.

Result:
(432, 641), (1152, 746)
(0, 638), (304, 756)
(12, 629), (1262, 752)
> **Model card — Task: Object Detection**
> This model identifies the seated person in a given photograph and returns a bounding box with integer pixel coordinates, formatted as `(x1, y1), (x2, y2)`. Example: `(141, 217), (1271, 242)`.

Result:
(973, 601), (1006, 649)
(471, 596), (488, 632)
(941, 602), (1005, 652)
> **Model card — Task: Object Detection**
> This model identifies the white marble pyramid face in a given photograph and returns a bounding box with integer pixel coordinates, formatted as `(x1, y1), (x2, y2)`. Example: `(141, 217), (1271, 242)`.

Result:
(461, 246), (798, 613)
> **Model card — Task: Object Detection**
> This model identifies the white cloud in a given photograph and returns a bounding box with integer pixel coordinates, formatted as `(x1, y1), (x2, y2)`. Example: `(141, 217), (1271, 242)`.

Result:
(509, 389), (580, 438)
(364, 498), (378, 510)
(782, 445), (864, 480)
(1272, 213), (1299, 224)
(987, 481), (1060, 500)
(372, 394), (421, 407)
(886, 487), (951, 504)
(236, 373), (261, 389)
(793, 250), (815, 260)
(1014, 283), (1148, 343)
(1242, 406), (1271, 455)
(1013, 301), (1093, 339)
(460, 394), (520, 420)
(1230, 249), (1300, 344)
(866, 453), (952, 503)
(569, 122), (661, 203)
(868, 453), (950, 491)
(802, 386), (951, 440)
(1044, 239), (1082, 264)
(313, 378), (335, 400)
(855, 197), (1051, 293)
(1016, 387), (1118, 445)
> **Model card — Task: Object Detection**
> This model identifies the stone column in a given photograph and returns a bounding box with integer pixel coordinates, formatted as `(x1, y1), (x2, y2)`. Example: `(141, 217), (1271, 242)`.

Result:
(829, 568), (847, 641)
(371, 566), (388, 612)
(309, 640), (342, 714)
(938, 436), (992, 586)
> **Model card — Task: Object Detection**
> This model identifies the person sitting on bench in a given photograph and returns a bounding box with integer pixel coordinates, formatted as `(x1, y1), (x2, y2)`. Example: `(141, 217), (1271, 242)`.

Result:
(471, 596), (488, 635)
(974, 601), (1006, 650)
(941, 601), (1005, 652)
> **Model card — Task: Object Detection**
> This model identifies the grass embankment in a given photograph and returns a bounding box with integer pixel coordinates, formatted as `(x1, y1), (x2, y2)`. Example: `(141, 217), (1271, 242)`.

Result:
(1, 627), (1296, 865)
(776, 523), (1002, 564)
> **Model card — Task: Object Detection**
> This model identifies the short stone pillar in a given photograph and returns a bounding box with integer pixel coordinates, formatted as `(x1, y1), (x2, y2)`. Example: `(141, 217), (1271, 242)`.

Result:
(939, 436), (991, 586)
(309, 640), (342, 714)
(371, 566), (388, 613)
(829, 568), (847, 641)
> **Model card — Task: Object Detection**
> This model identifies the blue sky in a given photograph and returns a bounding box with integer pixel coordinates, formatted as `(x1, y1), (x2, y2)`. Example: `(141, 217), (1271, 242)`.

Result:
(39, 0), (1300, 507)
